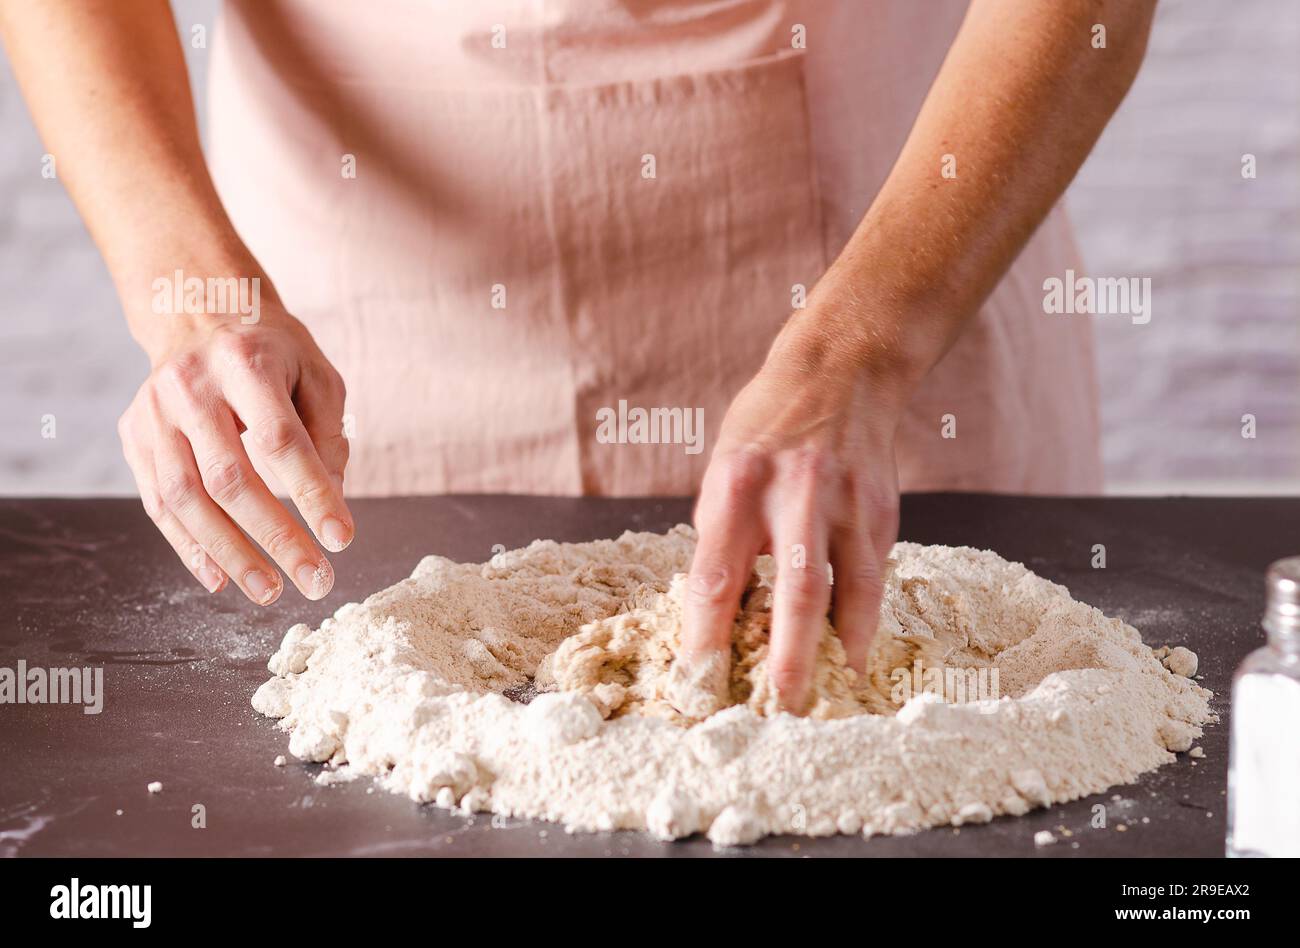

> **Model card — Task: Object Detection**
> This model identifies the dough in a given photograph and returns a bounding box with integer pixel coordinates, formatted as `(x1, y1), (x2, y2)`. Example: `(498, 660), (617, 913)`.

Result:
(535, 557), (943, 722)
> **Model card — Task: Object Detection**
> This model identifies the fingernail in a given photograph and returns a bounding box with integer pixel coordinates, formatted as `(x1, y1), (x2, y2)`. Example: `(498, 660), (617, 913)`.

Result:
(296, 559), (334, 601)
(319, 516), (352, 553)
(244, 570), (281, 605)
(197, 563), (225, 593)
(776, 689), (808, 716)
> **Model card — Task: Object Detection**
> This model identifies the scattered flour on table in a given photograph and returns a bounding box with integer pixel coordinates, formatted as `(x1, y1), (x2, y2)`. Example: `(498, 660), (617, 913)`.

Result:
(251, 525), (1212, 846)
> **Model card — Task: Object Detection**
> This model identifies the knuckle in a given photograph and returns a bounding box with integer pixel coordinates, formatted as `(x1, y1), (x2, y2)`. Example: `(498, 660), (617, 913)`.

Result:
(862, 487), (898, 521)
(258, 521), (302, 560)
(782, 567), (830, 609)
(213, 330), (260, 367)
(852, 472), (895, 508)
(292, 478), (335, 512)
(252, 415), (301, 458)
(156, 353), (204, 392)
(840, 561), (881, 590)
(200, 531), (240, 566)
(157, 468), (200, 509)
(787, 446), (833, 484)
(201, 456), (248, 504)
(686, 560), (744, 608)
(716, 449), (770, 497)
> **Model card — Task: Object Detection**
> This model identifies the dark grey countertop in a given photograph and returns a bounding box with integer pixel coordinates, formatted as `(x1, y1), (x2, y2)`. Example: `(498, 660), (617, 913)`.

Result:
(1, 494), (1291, 857)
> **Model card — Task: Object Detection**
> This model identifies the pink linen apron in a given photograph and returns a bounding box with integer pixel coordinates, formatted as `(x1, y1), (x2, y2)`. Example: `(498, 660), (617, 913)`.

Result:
(207, 0), (1103, 496)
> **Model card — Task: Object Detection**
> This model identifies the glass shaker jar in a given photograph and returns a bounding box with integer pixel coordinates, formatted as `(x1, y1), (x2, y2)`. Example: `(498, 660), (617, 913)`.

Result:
(1227, 556), (1300, 857)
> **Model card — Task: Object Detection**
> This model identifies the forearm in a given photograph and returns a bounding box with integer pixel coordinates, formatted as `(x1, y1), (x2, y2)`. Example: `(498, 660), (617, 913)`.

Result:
(0, 0), (268, 358)
(783, 0), (1156, 401)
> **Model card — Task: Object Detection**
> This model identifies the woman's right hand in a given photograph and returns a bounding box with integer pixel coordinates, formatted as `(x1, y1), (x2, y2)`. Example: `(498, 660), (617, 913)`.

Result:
(0, 0), (353, 603)
(118, 307), (354, 605)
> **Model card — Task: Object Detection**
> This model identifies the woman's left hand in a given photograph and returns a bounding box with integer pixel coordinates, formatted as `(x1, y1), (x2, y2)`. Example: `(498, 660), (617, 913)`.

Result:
(681, 319), (909, 714)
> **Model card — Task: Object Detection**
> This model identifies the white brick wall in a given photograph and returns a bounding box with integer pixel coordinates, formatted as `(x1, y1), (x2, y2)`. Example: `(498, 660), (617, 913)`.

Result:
(1, 0), (1297, 494)
(1068, 0), (1300, 492)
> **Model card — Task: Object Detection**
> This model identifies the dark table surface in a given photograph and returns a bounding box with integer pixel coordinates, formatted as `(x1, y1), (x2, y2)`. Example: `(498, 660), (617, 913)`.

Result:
(1, 494), (1292, 857)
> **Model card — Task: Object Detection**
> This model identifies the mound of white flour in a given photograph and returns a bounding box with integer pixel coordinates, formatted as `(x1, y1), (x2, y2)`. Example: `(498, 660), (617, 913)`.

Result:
(252, 525), (1212, 846)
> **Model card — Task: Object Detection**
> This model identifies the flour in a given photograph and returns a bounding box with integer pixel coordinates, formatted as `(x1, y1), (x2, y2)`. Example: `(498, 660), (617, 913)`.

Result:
(252, 525), (1213, 845)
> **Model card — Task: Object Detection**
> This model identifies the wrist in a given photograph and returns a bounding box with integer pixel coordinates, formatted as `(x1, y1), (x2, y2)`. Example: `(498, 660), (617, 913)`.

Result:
(764, 302), (927, 423)
(117, 253), (282, 366)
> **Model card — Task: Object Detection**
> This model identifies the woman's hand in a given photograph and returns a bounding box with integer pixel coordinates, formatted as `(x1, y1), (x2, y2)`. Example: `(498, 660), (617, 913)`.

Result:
(1, 0), (353, 604)
(682, 319), (906, 714)
(678, 0), (1161, 712)
(118, 308), (353, 604)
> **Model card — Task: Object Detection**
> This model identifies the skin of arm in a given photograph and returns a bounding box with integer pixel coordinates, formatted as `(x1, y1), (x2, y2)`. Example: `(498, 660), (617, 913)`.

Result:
(0, 0), (354, 604)
(684, 0), (1158, 712)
